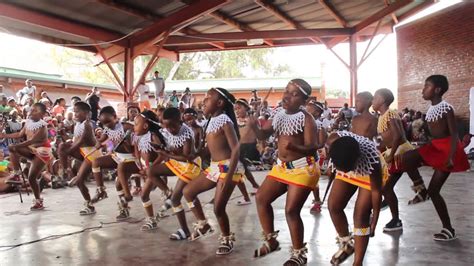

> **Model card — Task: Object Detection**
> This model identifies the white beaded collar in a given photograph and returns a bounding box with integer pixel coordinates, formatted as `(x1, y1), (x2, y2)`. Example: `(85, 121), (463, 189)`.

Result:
(73, 121), (92, 138)
(134, 132), (154, 153)
(205, 113), (233, 134)
(332, 131), (379, 176)
(161, 124), (194, 149)
(25, 119), (48, 132)
(272, 109), (305, 136)
(103, 122), (125, 145)
(426, 101), (453, 122)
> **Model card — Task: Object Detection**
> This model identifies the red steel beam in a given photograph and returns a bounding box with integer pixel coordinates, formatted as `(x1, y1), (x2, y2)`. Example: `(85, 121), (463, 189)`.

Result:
(130, 0), (230, 47)
(94, 45), (127, 96)
(353, 0), (413, 33)
(318, 0), (349, 27)
(384, 0), (399, 24)
(0, 3), (127, 47)
(96, 0), (224, 50)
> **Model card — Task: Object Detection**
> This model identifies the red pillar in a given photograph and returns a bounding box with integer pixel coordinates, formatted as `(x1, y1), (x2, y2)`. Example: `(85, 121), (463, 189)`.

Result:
(124, 47), (134, 103)
(349, 34), (358, 107)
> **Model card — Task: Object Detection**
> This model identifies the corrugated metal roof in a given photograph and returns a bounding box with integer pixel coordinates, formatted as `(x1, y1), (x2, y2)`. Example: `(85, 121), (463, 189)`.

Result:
(0, 0), (434, 54)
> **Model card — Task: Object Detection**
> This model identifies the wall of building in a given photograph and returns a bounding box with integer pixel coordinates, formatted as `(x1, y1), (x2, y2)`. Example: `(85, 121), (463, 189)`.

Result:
(397, 2), (474, 126)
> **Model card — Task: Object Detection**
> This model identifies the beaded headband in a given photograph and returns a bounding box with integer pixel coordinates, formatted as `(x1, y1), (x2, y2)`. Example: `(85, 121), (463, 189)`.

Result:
(307, 99), (324, 111)
(212, 87), (233, 105)
(140, 113), (160, 126)
(236, 99), (250, 109)
(288, 81), (309, 96)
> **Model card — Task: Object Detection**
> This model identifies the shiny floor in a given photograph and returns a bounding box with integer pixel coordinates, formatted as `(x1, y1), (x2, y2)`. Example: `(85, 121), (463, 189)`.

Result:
(0, 167), (473, 266)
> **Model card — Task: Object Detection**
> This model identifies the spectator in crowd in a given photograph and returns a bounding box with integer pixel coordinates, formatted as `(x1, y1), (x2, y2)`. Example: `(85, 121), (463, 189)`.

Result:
(249, 89), (261, 110)
(180, 87), (194, 108)
(51, 98), (66, 117)
(16, 79), (36, 105)
(66, 96), (81, 114)
(338, 103), (354, 122)
(7, 98), (22, 114)
(136, 78), (151, 110)
(40, 91), (53, 106)
(150, 71), (165, 106)
(259, 100), (271, 117)
(322, 100), (332, 119)
(85, 87), (100, 122)
(0, 94), (12, 114)
(22, 97), (34, 118)
(167, 90), (179, 108)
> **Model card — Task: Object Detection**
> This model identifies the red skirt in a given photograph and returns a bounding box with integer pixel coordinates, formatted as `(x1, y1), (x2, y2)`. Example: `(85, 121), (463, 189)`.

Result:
(418, 137), (469, 172)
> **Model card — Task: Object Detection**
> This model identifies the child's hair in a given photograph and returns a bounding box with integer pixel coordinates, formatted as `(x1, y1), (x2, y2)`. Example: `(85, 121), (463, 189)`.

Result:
(99, 106), (116, 116)
(53, 98), (65, 106)
(212, 87), (240, 139)
(74, 101), (91, 112)
(140, 110), (166, 145)
(426, 75), (449, 95)
(307, 98), (324, 111)
(71, 96), (81, 102)
(375, 88), (394, 106)
(290, 78), (312, 99)
(236, 98), (250, 110)
(183, 108), (198, 117)
(163, 107), (181, 121)
(329, 136), (360, 172)
(33, 102), (47, 113)
(357, 91), (373, 103)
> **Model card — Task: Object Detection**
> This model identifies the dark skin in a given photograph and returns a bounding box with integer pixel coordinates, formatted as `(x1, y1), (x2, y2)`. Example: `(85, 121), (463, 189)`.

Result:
(326, 133), (382, 266)
(372, 91), (424, 221)
(234, 102), (260, 195)
(58, 106), (96, 179)
(183, 113), (203, 151)
(90, 114), (133, 188)
(248, 83), (317, 252)
(402, 80), (459, 231)
(351, 94), (378, 139)
(146, 118), (196, 236)
(183, 89), (241, 249)
(306, 104), (327, 203)
(0, 105), (48, 200)
(133, 115), (169, 209)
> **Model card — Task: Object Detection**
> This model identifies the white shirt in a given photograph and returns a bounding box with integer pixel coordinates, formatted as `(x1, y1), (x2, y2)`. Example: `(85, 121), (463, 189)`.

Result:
(136, 84), (150, 101)
(17, 85), (36, 104)
(153, 77), (165, 98)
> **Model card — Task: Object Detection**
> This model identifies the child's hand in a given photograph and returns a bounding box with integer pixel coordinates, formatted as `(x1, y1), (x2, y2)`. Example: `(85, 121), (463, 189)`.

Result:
(247, 116), (258, 128)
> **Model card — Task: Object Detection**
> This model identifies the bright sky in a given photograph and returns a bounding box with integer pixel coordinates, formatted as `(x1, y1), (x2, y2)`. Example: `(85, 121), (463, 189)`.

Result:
(0, 0), (460, 97)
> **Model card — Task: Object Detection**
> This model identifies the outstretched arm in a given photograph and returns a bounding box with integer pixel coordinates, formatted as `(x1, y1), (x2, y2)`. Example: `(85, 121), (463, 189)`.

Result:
(16, 127), (47, 148)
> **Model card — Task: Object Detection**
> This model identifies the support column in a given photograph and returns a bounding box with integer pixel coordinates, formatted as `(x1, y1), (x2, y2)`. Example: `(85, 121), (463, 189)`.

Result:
(124, 47), (134, 102)
(349, 34), (358, 107)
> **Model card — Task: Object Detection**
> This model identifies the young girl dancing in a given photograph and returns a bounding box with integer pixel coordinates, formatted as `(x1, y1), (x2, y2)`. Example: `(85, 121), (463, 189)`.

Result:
(183, 87), (244, 255)
(250, 79), (319, 265)
(327, 131), (387, 265)
(115, 110), (170, 222)
(2, 103), (52, 210)
(402, 75), (469, 241)
(140, 107), (201, 240)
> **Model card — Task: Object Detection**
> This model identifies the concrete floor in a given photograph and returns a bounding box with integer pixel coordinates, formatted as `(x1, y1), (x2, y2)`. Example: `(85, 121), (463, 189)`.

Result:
(0, 167), (473, 266)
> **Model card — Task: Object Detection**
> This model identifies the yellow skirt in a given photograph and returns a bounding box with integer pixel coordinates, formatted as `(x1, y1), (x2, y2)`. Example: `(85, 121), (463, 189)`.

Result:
(335, 154), (389, 191)
(165, 157), (202, 183)
(80, 147), (103, 163)
(382, 141), (414, 174)
(268, 156), (320, 190)
(204, 159), (244, 183)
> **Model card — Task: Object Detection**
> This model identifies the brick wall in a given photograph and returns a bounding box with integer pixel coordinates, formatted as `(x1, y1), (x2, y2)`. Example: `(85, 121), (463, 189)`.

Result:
(397, 2), (474, 125)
